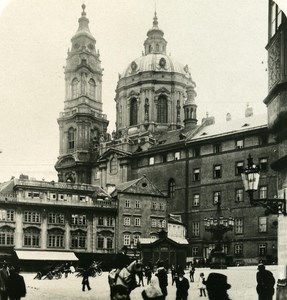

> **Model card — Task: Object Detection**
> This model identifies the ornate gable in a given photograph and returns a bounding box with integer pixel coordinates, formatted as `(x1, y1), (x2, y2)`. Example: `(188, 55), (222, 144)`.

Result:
(155, 87), (170, 94)
(120, 176), (164, 197)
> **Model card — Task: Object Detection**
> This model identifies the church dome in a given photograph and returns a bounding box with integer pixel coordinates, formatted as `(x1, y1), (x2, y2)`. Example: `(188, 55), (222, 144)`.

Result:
(120, 53), (190, 79)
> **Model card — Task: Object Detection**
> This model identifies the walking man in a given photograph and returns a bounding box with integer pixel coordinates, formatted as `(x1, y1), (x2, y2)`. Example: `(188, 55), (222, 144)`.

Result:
(256, 263), (275, 300)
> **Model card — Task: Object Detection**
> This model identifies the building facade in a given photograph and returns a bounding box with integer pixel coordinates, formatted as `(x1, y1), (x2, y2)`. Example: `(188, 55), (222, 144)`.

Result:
(0, 176), (117, 262)
(53, 4), (281, 264)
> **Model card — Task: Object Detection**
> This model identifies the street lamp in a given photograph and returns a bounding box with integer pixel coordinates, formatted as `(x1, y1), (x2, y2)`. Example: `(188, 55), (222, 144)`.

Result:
(241, 154), (286, 215)
(204, 197), (234, 269)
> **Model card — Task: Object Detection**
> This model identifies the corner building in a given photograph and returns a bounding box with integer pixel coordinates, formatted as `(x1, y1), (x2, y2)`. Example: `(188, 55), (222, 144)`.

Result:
(56, 6), (280, 265)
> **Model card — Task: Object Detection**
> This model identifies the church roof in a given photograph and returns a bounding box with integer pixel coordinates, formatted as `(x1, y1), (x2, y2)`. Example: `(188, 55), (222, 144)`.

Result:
(120, 53), (190, 78)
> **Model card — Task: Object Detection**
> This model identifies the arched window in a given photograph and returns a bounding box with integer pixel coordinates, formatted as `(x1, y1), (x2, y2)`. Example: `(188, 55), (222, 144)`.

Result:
(156, 44), (159, 51)
(110, 156), (117, 174)
(0, 226), (14, 246)
(71, 230), (86, 249)
(68, 128), (75, 150)
(168, 178), (176, 198)
(149, 45), (152, 53)
(130, 98), (138, 126)
(72, 78), (79, 98)
(88, 79), (96, 99)
(157, 96), (168, 123)
(23, 227), (40, 247)
(47, 229), (64, 248)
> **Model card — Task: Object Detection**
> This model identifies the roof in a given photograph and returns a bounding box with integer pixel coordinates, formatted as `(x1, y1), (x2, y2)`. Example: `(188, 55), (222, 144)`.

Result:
(139, 237), (188, 245)
(120, 53), (190, 78)
(168, 214), (184, 225)
(0, 178), (109, 197)
(111, 175), (165, 197)
(190, 114), (267, 142)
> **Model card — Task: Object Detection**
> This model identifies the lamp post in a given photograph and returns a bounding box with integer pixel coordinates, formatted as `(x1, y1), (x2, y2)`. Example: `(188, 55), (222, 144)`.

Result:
(204, 197), (234, 269)
(241, 154), (286, 215)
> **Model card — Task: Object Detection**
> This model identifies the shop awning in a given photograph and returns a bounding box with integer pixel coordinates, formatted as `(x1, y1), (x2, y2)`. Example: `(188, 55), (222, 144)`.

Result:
(15, 250), (78, 261)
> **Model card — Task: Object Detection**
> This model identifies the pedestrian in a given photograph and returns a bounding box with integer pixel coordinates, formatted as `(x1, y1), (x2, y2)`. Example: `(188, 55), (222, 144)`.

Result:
(111, 284), (129, 300)
(175, 270), (190, 300)
(6, 266), (26, 300)
(256, 263), (275, 300)
(197, 272), (206, 297)
(141, 275), (164, 300)
(204, 273), (231, 300)
(171, 265), (177, 285)
(189, 266), (195, 282)
(155, 261), (168, 299)
(138, 269), (145, 286)
(82, 269), (91, 291)
(0, 261), (9, 300)
(63, 262), (70, 278)
(145, 265), (152, 285)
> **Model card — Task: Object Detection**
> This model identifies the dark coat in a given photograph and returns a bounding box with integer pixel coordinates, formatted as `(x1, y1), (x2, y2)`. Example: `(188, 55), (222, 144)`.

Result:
(7, 272), (26, 298)
(175, 277), (190, 297)
(256, 269), (275, 296)
(156, 268), (168, 296)
(141, 290), (164, 300)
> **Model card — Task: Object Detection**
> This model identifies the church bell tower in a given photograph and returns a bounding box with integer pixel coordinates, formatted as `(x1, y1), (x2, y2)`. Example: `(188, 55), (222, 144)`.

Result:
(55, 4), (109, 184)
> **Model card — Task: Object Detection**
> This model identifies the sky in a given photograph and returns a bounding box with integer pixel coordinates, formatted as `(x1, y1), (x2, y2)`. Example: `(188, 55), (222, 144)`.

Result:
(0, 0), (286, 183)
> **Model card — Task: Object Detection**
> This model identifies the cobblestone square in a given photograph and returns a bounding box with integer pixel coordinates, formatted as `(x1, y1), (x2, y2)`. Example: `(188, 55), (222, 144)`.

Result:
(23, 265), (278, 299)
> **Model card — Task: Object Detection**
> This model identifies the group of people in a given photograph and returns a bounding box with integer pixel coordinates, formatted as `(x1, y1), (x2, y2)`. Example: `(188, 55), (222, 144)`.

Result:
(0, 262), (26, 300)
(109, 245), (276, 300)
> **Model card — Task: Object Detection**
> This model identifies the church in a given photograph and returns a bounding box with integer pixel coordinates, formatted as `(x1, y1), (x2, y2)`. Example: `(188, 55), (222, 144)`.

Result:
(54, 3), (282, 265)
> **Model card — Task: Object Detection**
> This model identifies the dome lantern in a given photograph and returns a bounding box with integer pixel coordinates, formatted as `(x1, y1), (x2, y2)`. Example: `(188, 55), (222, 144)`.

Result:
(144, 12), (167, 55)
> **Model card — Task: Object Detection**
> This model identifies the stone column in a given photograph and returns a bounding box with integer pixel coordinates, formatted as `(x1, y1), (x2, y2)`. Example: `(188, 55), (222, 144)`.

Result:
(15, 208), (23, 248)
(41, 210), (47, 249)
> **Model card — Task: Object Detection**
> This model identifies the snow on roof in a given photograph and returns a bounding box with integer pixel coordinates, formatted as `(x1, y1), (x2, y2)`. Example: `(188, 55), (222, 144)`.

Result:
(191, 114), (267, 141)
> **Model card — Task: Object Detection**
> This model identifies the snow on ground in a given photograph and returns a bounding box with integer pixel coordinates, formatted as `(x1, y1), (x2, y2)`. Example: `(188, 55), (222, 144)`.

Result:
(23, 265), (278, 299)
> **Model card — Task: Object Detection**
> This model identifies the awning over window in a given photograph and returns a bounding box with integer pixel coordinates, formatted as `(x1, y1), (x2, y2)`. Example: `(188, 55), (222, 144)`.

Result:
(15, 250), (78, 261)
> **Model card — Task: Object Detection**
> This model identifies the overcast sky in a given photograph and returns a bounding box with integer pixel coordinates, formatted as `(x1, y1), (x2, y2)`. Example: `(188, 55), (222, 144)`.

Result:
(0, 0), (286, 183)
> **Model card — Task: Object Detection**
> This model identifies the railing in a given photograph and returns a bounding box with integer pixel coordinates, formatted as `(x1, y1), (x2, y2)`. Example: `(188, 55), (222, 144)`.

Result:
(59, 108), (107, 120)
(14, 179), (97, 192)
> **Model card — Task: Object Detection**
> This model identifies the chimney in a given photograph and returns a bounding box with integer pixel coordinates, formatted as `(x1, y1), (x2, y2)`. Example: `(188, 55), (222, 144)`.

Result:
(226, 113), (232, 121)
(245, 104), (253, 118)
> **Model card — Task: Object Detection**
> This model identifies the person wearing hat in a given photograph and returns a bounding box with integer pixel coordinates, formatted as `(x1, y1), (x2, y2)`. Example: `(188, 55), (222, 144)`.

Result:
(197, 272), (206, 297)
(155, 261), (168, 299)
(204, 273), (231, 300)
(6, 266), (26, 300)
(175, 270), (190, 300)
(256, 263), (275, 300)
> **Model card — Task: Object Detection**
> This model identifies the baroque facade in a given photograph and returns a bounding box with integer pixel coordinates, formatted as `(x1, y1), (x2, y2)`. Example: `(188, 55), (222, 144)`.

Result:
(53, 4), (282, 264)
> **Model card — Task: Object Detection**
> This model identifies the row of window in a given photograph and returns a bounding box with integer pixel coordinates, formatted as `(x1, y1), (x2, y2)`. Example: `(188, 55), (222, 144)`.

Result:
(191, 158), (268, 181)
(146, 137), (269, 166)
(0, 210), (114, 227)
(71, 77), (96, 99)
(27, 192), (90, 202)
(0, 228), (113, 250)
(129, 96), (169, 126)
(191, 243), (270, 257)
(124, 199), (165, 210)
(191, 216), (268, 236)
(123, 217), (166, 228)
(188, 186), (268, 207)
